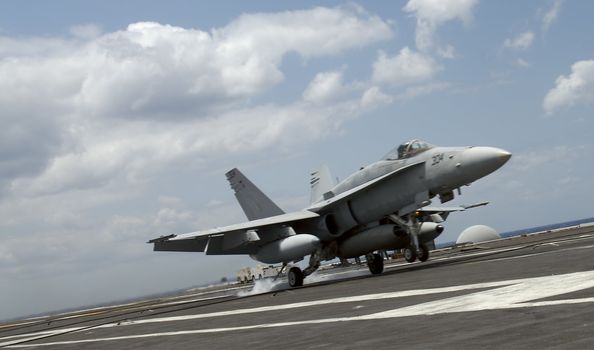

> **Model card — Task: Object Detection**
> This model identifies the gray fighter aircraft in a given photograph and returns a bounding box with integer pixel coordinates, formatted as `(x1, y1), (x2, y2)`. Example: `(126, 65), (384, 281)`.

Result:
(149, 140), (511, 287)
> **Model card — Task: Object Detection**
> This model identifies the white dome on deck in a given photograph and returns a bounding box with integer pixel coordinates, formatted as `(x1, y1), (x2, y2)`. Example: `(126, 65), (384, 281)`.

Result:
(456, 225), (500, 244)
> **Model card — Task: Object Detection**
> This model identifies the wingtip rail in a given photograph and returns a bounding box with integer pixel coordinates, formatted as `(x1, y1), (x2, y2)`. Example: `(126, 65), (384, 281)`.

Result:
(147, 234), (177, 244)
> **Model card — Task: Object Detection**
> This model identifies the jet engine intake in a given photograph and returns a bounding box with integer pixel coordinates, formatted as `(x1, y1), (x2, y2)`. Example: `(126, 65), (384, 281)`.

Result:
(324, 213), (339, 236)
(298, 213), (351, 241)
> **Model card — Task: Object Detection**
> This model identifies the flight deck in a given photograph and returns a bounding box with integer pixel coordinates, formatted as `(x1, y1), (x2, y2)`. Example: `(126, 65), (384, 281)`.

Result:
(2, 223), (594, 349)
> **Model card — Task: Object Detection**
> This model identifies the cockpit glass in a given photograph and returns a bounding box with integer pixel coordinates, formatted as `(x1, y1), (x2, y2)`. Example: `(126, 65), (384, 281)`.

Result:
(383, 139), (434, 160)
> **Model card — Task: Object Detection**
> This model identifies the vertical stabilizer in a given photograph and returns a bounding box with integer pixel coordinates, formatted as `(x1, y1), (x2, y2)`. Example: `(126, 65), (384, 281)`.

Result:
(310, 164), (336, 204)
(225, 168), (285, 220)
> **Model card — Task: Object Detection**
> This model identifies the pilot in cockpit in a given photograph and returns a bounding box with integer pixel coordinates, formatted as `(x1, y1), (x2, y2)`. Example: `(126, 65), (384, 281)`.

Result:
(397, 142), (410, 159)
(396, 140), (432, 159)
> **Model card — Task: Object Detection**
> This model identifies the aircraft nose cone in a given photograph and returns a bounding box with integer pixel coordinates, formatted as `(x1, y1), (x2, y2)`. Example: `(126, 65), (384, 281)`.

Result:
(499, 149), (512, 163)
(461, 147), (512, 180)
(486, 148), (512, 166)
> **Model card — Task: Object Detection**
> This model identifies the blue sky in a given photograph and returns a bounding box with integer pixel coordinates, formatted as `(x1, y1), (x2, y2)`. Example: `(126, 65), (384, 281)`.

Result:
(1, 0), (594, 320)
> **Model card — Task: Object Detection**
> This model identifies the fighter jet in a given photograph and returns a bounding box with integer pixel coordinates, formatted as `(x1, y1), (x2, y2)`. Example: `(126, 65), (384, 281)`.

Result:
(149, 139), (511, 287)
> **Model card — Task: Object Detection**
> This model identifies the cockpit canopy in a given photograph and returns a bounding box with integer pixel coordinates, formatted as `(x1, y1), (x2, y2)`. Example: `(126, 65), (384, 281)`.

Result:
(384, 139), (434, 160)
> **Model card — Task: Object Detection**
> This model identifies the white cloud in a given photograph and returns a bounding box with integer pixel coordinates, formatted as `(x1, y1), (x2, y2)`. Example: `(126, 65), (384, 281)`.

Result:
(0, 36), (74, 57)
(0, 6), (392, 123)
(0, 6), (393, 195)
(303, 71), (394, 108)
(0, 6), (398, 320)
(372, 47), (440, 86)
(503, 31), (534, 50)
(403, 0), (478, 51)
(543, 60), (594, 114)
(303, 70), (349, 104)
(437, 44), (456, 59)
(69, 23), (102, 39)
(542, 0), (563, 32)
(516, 58), (531, 68)
(153, 197), (195, 230)
(11, 98), (369, 196)
(216, 5), (393, 60)
(360, 86), (393, 107)
(0, 4), (464, 320)
(395, 81), (451, 100)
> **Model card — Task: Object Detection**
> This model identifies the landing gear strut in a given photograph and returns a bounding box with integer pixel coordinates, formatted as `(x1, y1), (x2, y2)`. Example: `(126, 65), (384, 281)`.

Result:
(274, 263), (288, 281)
(389, 214), (430, 263)
(417, 243), (429, 262)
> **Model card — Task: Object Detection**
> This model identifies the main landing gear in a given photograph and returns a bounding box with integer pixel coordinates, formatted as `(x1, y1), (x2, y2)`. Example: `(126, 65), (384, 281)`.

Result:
(403, 243), (429, 263)
(403, 245), (416, 263)
(288, 267), (304, 287)
(366, 253), (384, 274)
(389, 214), (430, 263)
(287, 248), (323, 287)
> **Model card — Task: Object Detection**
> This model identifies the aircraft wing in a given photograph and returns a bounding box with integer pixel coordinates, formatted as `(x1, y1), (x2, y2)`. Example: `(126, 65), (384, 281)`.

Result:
(148, 210), (320, 254)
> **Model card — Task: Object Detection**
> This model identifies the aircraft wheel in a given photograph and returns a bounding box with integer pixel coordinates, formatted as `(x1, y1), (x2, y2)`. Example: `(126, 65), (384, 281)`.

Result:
(288, 267), (304, 287)
(367, 253), (384, 275)
(418, 244), (429, 262)
(404, 246), (417, 263)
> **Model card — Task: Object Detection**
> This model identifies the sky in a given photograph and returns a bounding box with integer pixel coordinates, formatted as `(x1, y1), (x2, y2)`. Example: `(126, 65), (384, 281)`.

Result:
(1, 0), (594, 321)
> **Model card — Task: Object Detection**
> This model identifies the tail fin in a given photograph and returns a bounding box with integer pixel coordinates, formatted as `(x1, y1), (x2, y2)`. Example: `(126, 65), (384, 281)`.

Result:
(310, 164), (336, 204)
(225, 168), (285, 220)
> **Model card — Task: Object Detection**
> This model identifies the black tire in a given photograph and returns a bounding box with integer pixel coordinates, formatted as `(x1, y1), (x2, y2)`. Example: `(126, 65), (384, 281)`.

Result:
(288, 267), (304, 287)
(368, 253), (384, 274)
(418, 244), (430, 262)
(404, 246), (417, 263)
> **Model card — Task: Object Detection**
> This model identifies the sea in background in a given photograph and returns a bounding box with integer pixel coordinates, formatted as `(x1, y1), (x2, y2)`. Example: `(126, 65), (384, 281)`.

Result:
(500, 217), (594, 238)
(437, 216), (594, 248)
